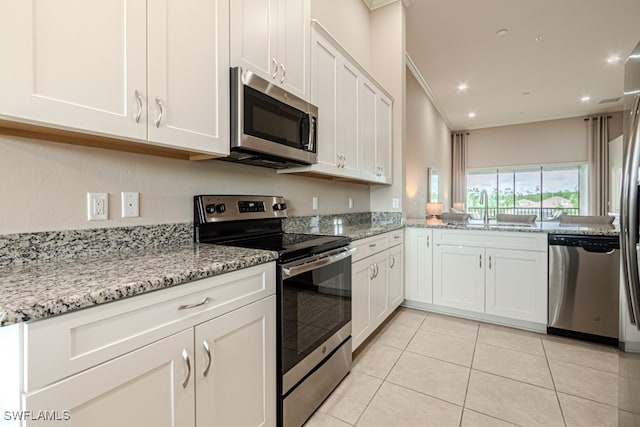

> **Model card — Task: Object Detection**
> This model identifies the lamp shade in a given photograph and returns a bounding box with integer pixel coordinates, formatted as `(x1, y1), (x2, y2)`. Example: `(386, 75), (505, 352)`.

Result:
(426, 202), (443, 218)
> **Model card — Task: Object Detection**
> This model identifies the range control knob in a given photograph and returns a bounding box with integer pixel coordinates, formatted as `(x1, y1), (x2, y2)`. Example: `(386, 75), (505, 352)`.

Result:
(205, 204), (217, 214)
(215, 203), (226, 214)
(273, 202), (287, 211)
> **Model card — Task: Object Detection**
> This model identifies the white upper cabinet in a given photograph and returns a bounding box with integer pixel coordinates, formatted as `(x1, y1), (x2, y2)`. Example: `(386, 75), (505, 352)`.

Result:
(278, 21), (393, 185)
(0, 0), (230, 157)
(230, 0), (310, 100)
(359, 79), (378, 182)
(311, 29), (339, 171)
(0, 0), (147, 141)
(375, 94), (393, 184)
(147, 0), (230, 155)
(336, 59), (360, 176)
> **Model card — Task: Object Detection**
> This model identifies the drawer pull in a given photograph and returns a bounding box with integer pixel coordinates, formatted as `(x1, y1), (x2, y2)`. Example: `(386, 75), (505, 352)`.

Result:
(202, 340), (212, 377)
(369, 244), (377, 249)
(178, 297), (211, 311)
(181, 349), (191, 388)
(394, 235), (400, 239)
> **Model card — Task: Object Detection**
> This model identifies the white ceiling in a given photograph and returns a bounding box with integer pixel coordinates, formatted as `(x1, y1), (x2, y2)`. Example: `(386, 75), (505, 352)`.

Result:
(405, 0), (640, 130)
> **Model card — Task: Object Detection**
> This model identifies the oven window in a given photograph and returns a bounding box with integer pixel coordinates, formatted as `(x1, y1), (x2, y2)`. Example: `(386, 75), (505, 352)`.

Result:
(244, 86), (309, 150)
(281, 257), (351, 375)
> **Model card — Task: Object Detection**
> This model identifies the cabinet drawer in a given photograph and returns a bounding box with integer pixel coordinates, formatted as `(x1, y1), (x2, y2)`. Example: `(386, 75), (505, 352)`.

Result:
(24, 262), (275, 392)
(352, 233), (389, 263)
(388, 229), (403, 247)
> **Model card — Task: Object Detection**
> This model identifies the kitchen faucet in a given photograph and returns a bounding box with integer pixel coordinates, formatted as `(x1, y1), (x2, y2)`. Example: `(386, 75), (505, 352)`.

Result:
(479, 190), (489, 225)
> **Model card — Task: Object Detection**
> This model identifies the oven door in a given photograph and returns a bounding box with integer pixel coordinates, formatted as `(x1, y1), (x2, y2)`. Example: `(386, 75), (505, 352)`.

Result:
(279, 246), (354, 395)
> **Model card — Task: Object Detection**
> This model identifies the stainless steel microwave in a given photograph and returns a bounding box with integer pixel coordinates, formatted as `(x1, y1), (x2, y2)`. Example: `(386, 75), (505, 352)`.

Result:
(226, 67), (318, 169)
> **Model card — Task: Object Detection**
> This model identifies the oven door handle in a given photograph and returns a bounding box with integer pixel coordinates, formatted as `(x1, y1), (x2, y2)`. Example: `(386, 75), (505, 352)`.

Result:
(282, 247), (356, 279)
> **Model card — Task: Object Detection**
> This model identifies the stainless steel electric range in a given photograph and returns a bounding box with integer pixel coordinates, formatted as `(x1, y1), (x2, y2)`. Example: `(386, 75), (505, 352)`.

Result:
(194, 195), (353, 427)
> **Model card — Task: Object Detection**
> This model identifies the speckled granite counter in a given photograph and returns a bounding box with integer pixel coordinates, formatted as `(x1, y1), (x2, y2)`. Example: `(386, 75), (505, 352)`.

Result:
(405, 219), (619, 236)
(284, 212), (403, 241)
(0, 244), (277, 327)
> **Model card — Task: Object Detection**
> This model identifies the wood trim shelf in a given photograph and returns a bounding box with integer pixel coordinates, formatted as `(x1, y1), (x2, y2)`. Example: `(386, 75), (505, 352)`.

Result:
(0, 119), (218, 161)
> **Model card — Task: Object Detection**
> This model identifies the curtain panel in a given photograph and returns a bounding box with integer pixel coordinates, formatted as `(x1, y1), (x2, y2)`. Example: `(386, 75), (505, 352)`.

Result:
(451, 132), (468, 206)
(587, 116), (610, 215)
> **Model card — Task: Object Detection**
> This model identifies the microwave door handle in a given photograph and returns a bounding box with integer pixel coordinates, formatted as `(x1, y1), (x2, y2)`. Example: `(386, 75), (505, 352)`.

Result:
(621, 92), (640, 326)
(282, 247), (355, 279)
(305, 113), (316, 152)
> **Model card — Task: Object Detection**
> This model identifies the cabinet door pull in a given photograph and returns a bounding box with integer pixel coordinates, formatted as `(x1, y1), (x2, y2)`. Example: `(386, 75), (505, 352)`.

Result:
(154, 96), (164, 128)
(374, 263), (379, 278)
(489, 255), (492, 269)
(181, 349), (191, 388)
(178, 297), (211, 310)
(280, 63), (286, 83)
(390, 255), (395, 268)
(272, 58), (278, 79)
(370, 264), (376, 280)
(134, 90), (143, 123)
(202, 340), (212, 377)
(479, 254), (482, 268)
(427, 235), (430, 248)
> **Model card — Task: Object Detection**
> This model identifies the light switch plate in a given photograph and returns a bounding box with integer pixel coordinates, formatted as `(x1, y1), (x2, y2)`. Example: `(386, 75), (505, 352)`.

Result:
(312, 197), (319, 210)
(392, 198), (400, 209)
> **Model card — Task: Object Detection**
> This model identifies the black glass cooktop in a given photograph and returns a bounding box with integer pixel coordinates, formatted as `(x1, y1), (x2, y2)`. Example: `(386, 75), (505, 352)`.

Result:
(218, 233), (351, 263)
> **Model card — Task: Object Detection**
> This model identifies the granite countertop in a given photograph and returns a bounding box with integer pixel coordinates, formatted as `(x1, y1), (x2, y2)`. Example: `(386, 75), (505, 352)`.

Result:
(300, 222), (404, 241)
(0, 244), (278, 327)
(405, 219), (619, 236)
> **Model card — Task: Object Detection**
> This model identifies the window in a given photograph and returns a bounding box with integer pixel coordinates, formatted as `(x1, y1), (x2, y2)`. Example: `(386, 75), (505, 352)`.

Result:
(466, 165), (584, 219)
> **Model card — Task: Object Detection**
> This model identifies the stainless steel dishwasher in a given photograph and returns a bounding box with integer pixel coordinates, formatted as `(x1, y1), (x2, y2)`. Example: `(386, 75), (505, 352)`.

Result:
(548, 234), (620, 344)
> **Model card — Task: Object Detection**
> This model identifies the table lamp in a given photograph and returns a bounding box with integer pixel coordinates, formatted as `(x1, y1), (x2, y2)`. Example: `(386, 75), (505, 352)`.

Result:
(426, 202), (443, 220)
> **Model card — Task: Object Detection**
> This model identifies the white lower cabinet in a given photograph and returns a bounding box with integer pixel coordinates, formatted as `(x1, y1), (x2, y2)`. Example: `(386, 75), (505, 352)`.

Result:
(485, 248), (547, 323)
(433, 245), (485, 313)
(195, 296), (276, 427)
(405, 228), (548, 328)
(388, 244), (405, 310)
(24, 329), (195, 427)
(352, 231), (404, 351)
(17, 263), (276, 427)
(404, 228), (433, 304)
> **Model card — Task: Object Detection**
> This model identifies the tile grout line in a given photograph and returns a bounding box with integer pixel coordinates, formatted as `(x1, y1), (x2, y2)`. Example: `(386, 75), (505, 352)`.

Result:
(542, 338), (568, 426)
(351, 311), (429, 426)
(460, 323), (479, 427)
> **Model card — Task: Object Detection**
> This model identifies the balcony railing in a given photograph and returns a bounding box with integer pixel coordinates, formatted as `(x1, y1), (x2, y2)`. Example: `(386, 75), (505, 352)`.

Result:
(466, 207), (579, 220)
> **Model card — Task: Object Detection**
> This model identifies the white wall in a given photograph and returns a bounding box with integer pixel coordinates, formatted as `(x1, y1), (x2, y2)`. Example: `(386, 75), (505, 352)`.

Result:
(405, 68), (452, 219)
(369, 1), (406, 213)
(310, 0), (371, 69)
(0, 136), (371, 234)
(467, 112), (624, 169)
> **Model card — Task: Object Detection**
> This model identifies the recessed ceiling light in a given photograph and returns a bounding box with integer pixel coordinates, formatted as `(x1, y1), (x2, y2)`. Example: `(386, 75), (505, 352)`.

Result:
(607, 55), (621, 64)
(496, 29), (508, 37)
(468, 112), (476, 118)
(458, 83), (468, 92)
(581, 96), (591, 103)
(535, 35), (543, 42)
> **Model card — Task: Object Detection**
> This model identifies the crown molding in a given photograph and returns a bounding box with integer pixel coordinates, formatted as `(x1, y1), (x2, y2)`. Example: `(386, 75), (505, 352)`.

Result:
(406, 53), (453, 130)
(363, 0), (415, 11)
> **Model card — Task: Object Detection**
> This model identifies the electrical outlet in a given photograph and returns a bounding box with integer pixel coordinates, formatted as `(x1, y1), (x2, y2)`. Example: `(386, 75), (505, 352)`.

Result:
(87, 193), (108, 221)
(312, 197), (319, 210)
(348, 197), (354, 209)
(121, 192), (140, 218)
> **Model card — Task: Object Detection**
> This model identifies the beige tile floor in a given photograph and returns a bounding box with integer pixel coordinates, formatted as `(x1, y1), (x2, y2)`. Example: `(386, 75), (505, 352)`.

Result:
(305, 307), (624, 427)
